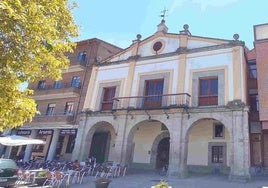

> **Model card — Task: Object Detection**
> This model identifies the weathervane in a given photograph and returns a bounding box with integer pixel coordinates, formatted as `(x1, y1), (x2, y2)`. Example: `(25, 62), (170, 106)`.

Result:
(160, 8), (168, 22)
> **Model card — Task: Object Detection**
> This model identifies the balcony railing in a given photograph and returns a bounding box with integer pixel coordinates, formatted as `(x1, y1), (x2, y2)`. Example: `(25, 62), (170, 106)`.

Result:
(112, 93), (191, 110)
(31, 113), (75, 123)
(30, 82), (81, 91)
(68, 56), (87, 66)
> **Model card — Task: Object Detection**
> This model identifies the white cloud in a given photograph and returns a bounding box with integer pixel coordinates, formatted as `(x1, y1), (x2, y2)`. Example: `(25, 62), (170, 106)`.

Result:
(170, 0), (240, 13)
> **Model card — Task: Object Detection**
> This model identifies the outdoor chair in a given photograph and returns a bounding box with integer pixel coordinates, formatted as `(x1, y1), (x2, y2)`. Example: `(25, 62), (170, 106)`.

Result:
(42, 171), (55, 186)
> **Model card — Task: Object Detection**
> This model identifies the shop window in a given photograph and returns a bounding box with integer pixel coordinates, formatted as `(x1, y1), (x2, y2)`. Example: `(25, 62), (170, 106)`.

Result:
(64, 102), (74, 115)
(211, 146), (223, 163)
(214, 123), (224, 138)
(37, 80), (46, 90)
(101, 87), (116, 110)
(56, 136), (64, 156)
(199, 77), (218, 106)
(46, 103), (55, 116)
(66, 135), (76, 153)
(32, 138), (46, 152)
(144, 79), (164, 108)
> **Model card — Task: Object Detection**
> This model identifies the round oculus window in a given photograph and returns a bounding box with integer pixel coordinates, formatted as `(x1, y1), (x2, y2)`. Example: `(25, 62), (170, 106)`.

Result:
(153, 41), (163, 52)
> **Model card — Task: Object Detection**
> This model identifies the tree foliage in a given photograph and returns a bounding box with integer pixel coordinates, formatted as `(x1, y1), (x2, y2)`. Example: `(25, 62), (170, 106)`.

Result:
(0, 0), (78, 131)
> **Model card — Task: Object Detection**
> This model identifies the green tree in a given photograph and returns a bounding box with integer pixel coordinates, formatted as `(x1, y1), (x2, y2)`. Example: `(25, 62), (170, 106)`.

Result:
(0, 0), (78, 131)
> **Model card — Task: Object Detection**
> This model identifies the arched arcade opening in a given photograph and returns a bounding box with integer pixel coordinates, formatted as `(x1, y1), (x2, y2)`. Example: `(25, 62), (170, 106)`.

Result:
(85, 121), (116, 163)
(125, 119), (170, 170)
(186, 118), (230, 174)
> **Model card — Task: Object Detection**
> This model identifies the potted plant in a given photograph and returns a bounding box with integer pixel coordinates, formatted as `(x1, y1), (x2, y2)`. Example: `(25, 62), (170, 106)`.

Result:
(34, 171), (47, 186)
(94, 177), (111, 188)
(151, 179), (171, 188)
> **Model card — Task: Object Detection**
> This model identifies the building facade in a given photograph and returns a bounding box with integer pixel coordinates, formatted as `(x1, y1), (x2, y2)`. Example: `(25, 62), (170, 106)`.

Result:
(247, 23), (268, 168)
(73, 21), (250, 181)
(11, 38), (121, 162)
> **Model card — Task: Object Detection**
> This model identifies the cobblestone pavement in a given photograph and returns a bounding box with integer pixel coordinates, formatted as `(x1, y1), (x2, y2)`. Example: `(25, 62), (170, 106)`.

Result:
(68, 172), (268, 188)
(14, 171), (268, 188)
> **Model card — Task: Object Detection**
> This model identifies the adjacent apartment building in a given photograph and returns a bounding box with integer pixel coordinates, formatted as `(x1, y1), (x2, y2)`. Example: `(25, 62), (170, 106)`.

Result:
(11, 38), (121, 162)
(247, 23), (268, 168)
(72, 20), (250, 181)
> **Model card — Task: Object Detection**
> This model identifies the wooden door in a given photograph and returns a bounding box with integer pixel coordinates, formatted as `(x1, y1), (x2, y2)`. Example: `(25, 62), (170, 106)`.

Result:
(263, 133), (268, 167)
(250, 133), (261, 166)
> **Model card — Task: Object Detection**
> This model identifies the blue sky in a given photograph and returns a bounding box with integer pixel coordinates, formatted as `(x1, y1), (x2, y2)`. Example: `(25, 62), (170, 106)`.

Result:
(72, 0), (268, 50)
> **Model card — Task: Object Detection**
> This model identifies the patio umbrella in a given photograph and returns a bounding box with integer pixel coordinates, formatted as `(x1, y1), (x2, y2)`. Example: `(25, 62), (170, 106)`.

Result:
(0, 135), (46, 146)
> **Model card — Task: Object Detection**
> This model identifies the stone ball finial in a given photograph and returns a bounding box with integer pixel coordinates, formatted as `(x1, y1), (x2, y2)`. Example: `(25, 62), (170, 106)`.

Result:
(183, 24), (189, 30)
(136, 34), (142, 40)
(233, 33), (239, 40)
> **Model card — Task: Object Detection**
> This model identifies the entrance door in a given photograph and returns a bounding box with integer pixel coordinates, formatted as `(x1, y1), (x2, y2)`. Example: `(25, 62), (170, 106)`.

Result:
(55, 135), (64, 160)
(89, 132), (109, 163)
(250, 133), (261, 166)
(156, 137), (170, 169)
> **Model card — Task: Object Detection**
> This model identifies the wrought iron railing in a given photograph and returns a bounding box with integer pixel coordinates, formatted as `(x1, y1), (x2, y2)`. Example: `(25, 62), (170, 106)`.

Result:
(29, 82), (81, 91)
(68, 56), (87, 66)
(112, 93), (191, 110)
(31, 113), (75, 123)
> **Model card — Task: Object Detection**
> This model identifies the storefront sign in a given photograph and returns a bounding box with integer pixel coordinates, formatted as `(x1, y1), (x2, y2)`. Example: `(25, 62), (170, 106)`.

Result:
(17, 130), (31, 135)
(38, 129), (53, 135)
(60, 129), (77, 135)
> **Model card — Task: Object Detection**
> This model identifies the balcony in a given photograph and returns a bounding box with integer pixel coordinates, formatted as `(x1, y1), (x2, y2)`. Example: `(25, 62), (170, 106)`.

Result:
(30, 83), (81, 100)
(29, 113), (75, 124)
(112, 93), (191, 111)
(66, 56), (87, 72)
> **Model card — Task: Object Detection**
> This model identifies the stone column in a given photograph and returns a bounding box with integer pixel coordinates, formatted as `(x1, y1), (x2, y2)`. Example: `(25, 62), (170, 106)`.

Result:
(72, 114), (88, 161)
(168, 115), (188, 178)
(46, 129), (59, 161)
(3, 129), (16, 159)
(0, 146), (6, 158)
(113, 115), (128, 165)
(229, 110), (251, 182)
(0, 130), (12, 158)
(4, 147), (12, 159)
(24, 130), (38, 162)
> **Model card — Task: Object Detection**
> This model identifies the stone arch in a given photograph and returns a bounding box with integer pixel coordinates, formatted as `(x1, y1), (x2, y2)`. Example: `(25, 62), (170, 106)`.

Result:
(81, 121), (116, 162)
(185, 112), (233, 140)
(126, 118), (170, 143)
(150, 131), (170, 168)
(123, 118), (169, 166)
(84, 117), (117, 135)
(183, 112), (233, 175)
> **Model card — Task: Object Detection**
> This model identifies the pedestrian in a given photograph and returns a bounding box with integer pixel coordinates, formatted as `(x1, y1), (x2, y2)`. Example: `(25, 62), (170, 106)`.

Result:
(18, 149), (25, 161)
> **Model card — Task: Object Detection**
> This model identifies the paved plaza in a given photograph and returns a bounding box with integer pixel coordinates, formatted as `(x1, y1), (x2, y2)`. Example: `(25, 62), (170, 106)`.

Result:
(68, 171), (268, 188)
